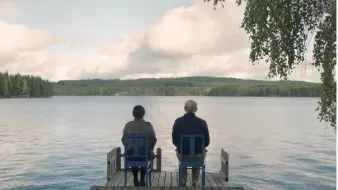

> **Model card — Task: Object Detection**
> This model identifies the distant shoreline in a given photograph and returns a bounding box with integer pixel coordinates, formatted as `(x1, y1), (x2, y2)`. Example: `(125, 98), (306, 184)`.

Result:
(53, 76), (322, 97)
(0, 96), (52, 99)
(49, 95), (320, 98)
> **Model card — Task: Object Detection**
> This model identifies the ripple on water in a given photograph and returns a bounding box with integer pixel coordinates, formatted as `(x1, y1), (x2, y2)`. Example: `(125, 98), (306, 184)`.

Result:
(0, 97), (336, 190)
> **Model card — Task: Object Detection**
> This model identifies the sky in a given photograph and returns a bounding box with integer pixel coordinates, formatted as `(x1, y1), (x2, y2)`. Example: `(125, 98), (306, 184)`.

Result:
(0, 0), (320, 82)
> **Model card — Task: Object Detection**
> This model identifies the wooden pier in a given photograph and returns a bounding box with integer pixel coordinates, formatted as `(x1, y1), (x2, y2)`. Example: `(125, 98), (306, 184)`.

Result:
(89, 147), (245, 190)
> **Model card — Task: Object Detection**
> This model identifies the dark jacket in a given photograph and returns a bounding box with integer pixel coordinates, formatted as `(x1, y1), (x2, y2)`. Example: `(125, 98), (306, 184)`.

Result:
(172, 112), (210, 155)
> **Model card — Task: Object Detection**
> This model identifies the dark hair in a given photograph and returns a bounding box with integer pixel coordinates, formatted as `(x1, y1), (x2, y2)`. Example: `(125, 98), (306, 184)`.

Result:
(133, 105), (145, 119)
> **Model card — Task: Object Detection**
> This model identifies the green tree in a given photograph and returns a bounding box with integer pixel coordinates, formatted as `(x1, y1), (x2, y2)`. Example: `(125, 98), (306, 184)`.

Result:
(207, 0), (336, 129)
(22, 78), (28, 95)
(0, 71), (53, 98)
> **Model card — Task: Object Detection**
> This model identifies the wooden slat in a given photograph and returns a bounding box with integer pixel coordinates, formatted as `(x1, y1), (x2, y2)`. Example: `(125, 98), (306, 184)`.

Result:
(120, 187), (130, 190)
(206, 173), (218, 188)
(213, 173), (232, 188)
(117, 172), (130, 186)
(187, 172), (192, 185)
(127, 172), (134, 186)
(91, 171), (245, 190)
(109, 171), (124, 186)
(171, 172), (177, 187)
(210, 173), (229, 189)
(164, 172), (172, 186)
(152, 172), (160, 186)
(158, 171), (166, 186)
(203, 172), (211, 187)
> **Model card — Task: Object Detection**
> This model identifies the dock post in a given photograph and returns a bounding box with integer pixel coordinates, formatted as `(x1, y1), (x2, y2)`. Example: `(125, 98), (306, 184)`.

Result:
(220, 149), (229, 182)
(107, 148), (116, 182)
(156, 148), (162, 172)
(107, 147), (121, 182)
(116, 147), (121, 170)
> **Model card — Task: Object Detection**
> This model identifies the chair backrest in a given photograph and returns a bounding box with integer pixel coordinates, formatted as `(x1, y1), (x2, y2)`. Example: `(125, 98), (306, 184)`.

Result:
(123, 133), (149, 159)
(179, 134), (205, 162)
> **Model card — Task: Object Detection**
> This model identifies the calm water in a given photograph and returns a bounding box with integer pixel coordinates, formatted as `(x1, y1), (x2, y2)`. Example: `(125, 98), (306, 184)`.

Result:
(0, 96), (336, 190)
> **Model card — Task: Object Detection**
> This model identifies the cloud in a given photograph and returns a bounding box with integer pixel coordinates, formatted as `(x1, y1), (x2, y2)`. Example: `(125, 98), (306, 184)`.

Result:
(0, 1), (321, 83)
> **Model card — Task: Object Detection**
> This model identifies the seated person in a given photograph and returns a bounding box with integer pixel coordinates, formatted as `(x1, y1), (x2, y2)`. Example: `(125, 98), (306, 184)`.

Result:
(172, 100), (210, 186)
(121, 105), (157, 186)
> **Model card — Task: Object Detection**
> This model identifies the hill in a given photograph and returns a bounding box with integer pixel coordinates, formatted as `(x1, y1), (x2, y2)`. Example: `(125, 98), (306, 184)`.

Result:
(53, 76), (322, 97)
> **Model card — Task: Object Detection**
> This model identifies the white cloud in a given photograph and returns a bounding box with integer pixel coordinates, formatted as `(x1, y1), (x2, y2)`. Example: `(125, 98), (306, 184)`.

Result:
(0, 1), (321, 83)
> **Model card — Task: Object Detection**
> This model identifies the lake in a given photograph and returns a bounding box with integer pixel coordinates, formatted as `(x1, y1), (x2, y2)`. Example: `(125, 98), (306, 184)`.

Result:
(0, 96), (336, 190)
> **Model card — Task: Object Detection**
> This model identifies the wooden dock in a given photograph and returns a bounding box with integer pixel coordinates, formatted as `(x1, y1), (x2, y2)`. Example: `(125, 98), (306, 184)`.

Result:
(88, 147), (245, 190)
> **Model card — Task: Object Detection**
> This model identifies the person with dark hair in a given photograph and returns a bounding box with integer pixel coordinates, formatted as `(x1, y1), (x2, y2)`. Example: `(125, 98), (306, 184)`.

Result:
(121, 105), (157, 186)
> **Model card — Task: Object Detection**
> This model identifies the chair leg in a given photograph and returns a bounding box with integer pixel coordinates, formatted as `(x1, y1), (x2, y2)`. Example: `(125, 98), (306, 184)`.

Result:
(124, 168), (127, 186)
(178, 165), (182, 187)
(149, 170), (152, 186)
(145, 170), (148, 186)
(202, 167), (206, 187)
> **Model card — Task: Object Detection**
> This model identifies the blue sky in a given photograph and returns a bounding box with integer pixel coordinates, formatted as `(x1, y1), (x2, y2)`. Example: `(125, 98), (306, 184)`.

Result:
(1, 0), (193, 53)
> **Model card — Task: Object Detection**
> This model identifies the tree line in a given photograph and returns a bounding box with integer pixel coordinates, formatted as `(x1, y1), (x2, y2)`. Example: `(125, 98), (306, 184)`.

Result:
(53, 77), (322, 97)
(206, 84), (322, 97)
(0, 72), (53, 98)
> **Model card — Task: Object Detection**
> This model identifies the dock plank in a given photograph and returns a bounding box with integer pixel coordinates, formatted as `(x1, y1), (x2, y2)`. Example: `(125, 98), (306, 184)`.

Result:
(152, 171), (160, 186)
(127, 172), (134, 186)
(158, 171), (166, 186)
(171, 171), (178, 187)
(110, 171), (124, 186)
(210, 173), (229, 190)
(206, 173), (218, 188)
(213, 173), (233, 188)
(120, 187), (130, 190)
(165, 172), (172, 186)
(201, 171), (210, 187)
(103, 171), (241, 189)
(187, 172), (192, 185)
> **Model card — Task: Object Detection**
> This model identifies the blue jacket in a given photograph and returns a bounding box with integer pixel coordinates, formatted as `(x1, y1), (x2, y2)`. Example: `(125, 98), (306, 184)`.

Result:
(172, 112), (210, 155)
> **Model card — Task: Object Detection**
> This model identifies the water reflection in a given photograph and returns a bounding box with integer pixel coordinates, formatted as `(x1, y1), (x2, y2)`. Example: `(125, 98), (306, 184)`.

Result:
(0, 96), (335, 190)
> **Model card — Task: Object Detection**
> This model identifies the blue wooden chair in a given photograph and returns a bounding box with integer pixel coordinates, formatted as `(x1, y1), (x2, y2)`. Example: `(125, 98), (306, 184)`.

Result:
(122, 133), (152, 187)
(177, 134), (206, 187)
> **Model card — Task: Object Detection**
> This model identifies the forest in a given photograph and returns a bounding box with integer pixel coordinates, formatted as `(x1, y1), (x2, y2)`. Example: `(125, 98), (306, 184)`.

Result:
(0, 72), (322, 97)
(53, 76), (322, 97)
(0, 72), (53, 98)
